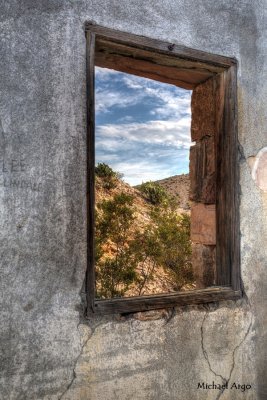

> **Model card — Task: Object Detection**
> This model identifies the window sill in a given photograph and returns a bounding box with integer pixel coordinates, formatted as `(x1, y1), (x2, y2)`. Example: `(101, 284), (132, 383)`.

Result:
(91, 287), (242, 314)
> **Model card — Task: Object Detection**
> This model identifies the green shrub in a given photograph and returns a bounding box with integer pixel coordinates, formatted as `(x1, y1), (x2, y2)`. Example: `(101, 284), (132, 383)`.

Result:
(95, 192), (139, 298)
(95, 163), (122, 189)
(95, 163), (117, 178)
(95, 181), (193, 297)
(149, 206), (193, 290)
(137, 181), (170, 205)
(129, 227), (162, 295)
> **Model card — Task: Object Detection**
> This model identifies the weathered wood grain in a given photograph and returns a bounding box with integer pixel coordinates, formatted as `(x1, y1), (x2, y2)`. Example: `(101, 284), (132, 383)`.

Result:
(96, 39), (225, 74)
(93, 287), (241, 314)
(86, 31), (96, 314)
(189, 136), (216, 203)
(191, 77), (216, 141)
(95, 41), (219, 89)
(192, 244), (216, 288)
(215, 67), (240, 289)
(85, 22), (237, 68)
(95, 52), (203, 89)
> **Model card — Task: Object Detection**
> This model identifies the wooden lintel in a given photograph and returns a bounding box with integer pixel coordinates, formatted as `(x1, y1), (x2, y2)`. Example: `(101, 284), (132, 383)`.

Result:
(96, 38), (225, 72)
(95, 52), (203, 89)
(85, 22), (237, 69)
(95, 38), (225, 88)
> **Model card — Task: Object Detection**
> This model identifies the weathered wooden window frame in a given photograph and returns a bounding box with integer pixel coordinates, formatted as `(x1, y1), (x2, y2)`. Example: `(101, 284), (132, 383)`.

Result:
(85, 23), (241, 315)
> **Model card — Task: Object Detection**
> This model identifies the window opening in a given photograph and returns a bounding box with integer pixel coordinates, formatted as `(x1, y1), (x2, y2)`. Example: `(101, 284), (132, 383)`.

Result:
(95, 68), (193, 299)
(85, 23), (241, 314)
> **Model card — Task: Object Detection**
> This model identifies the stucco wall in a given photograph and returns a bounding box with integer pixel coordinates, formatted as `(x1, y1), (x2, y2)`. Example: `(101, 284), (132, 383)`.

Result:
(0, 1), (266, 399)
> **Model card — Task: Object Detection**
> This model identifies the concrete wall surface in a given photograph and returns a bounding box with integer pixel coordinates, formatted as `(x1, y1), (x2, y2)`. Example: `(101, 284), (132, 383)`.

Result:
(0, 1), (266, 399)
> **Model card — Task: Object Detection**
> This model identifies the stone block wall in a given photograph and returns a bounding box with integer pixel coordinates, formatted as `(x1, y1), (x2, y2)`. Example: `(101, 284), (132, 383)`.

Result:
(190, 78), (217, 288)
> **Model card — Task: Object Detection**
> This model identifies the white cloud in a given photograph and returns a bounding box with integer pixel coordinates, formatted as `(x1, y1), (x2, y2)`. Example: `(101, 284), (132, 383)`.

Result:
(95, 67), (119, 80)
(122, 73), (191, 119)
(95, 67), (145, 112)
(117, 115), (135, 123)
(95, 67), (192, 185)
(121, 75), (144, 90)
(95, 67), (191, 120)
(116, 161), (169, 185)
(96, 119), (191, 185)
(95, 90), (141, 113)
(110, 159), (188, 186)
(96, 119), (192, 150)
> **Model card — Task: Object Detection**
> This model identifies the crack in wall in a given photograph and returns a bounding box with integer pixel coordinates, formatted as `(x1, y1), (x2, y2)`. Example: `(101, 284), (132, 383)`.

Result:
(201, 311), (253, 400)
(163, 307), (176, 325)
(58, 320), (104, 400)
(58, 305), (252, 399)
(201, 313), (227, 384)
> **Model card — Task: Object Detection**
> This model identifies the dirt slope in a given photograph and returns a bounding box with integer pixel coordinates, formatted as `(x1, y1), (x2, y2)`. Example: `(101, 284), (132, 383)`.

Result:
(155, 173), (190, 210)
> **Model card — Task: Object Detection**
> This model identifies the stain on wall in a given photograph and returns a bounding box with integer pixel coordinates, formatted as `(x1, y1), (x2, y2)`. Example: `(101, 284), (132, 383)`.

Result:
(251, 147), (267, 192)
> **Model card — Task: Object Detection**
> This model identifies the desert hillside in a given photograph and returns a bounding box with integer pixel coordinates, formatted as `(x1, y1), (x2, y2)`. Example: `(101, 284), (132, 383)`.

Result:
(95, 164), (193, 299)
(155, 173), (190, 210)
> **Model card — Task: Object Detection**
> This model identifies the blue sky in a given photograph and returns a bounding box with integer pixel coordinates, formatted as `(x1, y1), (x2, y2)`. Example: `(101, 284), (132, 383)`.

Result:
(95, 67), (192, 186)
